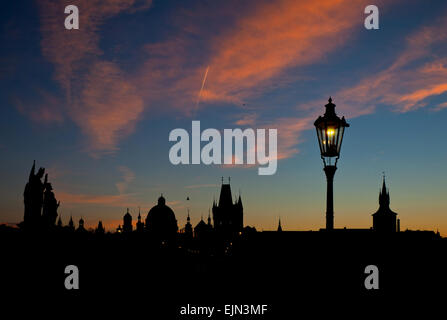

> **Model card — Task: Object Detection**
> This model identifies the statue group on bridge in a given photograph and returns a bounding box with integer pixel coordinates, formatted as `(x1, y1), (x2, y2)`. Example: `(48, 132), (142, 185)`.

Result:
(22, 161), (59, 229)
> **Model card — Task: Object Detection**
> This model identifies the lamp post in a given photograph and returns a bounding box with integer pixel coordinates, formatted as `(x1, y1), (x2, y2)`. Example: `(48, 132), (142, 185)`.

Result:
(314, 97), (349, 230)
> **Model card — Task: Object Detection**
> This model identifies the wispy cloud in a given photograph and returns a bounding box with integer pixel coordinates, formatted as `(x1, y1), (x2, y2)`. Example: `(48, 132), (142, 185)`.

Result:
(185, 184), (219, 189)
(33, 0), (429, 162)
(14, 90), (64, 124)
(38, 0), (152, 96)
(115, 166), (136, 194)
(201, 0), (369, 104)
(37, 0), (151, 155)
(57, 191), (135, 206)
(73, 61), (144, 155)
(133, 0), (378, 112)
(432, 101), (447, 112)
(329, 12), (447, 116)
(57, 165), (137, 208)
(231, 115), (313, 161)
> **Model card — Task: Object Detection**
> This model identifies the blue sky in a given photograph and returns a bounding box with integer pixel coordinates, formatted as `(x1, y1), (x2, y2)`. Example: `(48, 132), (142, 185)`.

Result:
(1, 0), (447, 234)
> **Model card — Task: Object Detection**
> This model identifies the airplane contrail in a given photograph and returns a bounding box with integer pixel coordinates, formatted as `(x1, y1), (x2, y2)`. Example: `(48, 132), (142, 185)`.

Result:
(195, 65), (209, 110)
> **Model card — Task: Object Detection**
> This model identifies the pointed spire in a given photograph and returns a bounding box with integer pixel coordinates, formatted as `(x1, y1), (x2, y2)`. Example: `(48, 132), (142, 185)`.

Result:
(277, 217), (282, 232)
(381, 172), (387, 195)
(378, 173), (391, 208)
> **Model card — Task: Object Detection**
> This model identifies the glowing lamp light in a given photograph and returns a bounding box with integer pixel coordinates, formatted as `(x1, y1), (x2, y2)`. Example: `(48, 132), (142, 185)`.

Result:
(314, 97), (349, 165)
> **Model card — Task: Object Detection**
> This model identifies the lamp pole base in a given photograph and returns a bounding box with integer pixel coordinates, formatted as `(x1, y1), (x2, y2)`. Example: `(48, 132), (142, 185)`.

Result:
(324, 165), (337, 231)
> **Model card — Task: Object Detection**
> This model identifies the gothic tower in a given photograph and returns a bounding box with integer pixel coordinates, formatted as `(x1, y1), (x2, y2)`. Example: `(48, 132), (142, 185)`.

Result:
(372, 175), (398, 233)
(212, 178), (243, 238)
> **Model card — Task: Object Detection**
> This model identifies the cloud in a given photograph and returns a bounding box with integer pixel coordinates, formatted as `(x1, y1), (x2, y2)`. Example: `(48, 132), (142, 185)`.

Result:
(73, 61), (144, 155)
(56, 165), (137, 207)
(185, 184), (219, 189)
(235, 114), (258, 126)
(37, 0), (151, 155)
(201, 0), (368, 103)
(57, 191), (134, 206)
(38, 0), (152, 95)
(271, 117), (314, 160)
(329, 12), (447, 116)
(432, 102), (447, 112)
(133, 0), (375, 113)
(14, 90), (64, 124)
(34, 0), (418, 160)
(115, 166), (136, 194)
(225, 114), (313, 163)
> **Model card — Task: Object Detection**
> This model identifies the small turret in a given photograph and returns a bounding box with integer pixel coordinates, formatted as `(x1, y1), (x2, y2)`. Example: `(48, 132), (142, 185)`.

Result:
(123, 208), (133, 233)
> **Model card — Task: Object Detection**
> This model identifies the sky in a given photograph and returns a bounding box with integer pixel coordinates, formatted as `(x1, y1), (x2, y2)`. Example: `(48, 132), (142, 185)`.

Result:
(1, 0), (447, 235)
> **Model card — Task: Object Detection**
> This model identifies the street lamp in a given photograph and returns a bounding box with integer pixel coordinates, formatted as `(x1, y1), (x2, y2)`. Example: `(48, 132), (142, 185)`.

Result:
(314, 97), (349, 230)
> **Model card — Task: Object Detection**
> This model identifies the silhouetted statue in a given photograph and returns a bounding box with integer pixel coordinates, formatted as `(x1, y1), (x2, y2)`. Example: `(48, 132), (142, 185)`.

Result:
(23, 160), (45, 228)
(42, 174), (60, 228)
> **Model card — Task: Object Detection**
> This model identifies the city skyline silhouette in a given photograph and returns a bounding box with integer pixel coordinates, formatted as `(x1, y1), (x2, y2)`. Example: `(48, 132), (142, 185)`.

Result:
(2, 1), (447, 309)
(1, 159), (445, 305)
(10, 158), (442, 239)
(2, 1), (447, 237)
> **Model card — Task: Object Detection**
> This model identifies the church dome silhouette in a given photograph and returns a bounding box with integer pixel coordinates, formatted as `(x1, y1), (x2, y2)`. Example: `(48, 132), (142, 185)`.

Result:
(145, 194), (178, 238)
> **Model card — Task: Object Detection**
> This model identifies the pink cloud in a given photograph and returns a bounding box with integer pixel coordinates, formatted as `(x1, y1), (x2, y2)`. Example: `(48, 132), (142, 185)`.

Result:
(229, 115), (313, 162)
(38, 0), (152, 96)
(14, 90), (64, 124)
(432, 102), (447, 112)
(329, 12), (447, 116)
(201, 0), (371, 104)
(37, 0), (151, 155)
(57, 191), (134, 206)
(33, 0), (415, 160)
(73, 61), (144, 155)
(134, 0), (382, 113)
